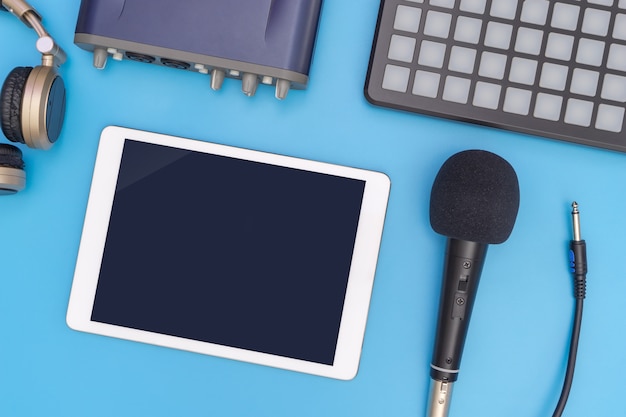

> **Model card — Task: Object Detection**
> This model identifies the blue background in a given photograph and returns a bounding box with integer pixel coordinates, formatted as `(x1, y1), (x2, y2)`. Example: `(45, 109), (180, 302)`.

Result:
(1, 1), (625, 416)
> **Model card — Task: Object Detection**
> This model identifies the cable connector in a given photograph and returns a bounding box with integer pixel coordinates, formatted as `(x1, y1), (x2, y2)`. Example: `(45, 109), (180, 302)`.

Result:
(569, 202), (587, 300)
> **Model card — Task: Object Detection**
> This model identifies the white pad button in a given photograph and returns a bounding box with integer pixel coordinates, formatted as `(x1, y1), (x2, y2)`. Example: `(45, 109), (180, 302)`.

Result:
(521, 0), (549, 25)
(614, 14), (626, 40)
(509, 57), (538, 85)
(607, 44), (626, 71)
(430, 0), (455, 8)
(540, 63), (569, 91)
(454, 16), (483, 44)
(459, 0), (487, 14)
(473, 82), (502, 109)
(515, 27), (544, 55)
(545, 33), (574, 61)
(534, 93), (563, 121)
(490, 0), (518, 20)
(570, 69), (600, 97)
(484, 22), (513, 49)
(388, 35), (417, 63)
(424, 11), (452, 38)
(479, 52), (507, 79)
(551, 3), (580, 31)
(449, 46), (477, 74)
(503, 88), (532, 115)
(576, 39), (606, 67)
(596, 105), (625, 132)
(582, 8), (611, 36)
(418, 41), (447, 68)
(443, 76), (471, 104)
(601, 74), (626, 102)
(565, 99), (594, 127)
(382, 65), (411, 92)
(413, 70), (441, 98)
(394, 6), (422, 33)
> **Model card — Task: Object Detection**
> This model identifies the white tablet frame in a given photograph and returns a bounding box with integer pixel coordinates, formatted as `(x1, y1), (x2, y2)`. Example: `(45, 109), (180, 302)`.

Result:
(66, 126), (390, 380)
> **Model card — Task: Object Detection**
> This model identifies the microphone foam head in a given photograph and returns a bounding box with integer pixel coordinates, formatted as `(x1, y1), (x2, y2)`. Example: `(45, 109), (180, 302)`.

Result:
(430, 150), (520, 244)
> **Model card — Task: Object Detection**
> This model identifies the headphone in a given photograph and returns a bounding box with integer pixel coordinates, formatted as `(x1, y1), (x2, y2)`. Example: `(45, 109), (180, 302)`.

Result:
(0, 0), (66, 195)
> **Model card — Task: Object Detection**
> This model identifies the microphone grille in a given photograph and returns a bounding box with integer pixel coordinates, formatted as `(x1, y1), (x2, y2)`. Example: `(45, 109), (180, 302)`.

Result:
(430, 150), (520, 244)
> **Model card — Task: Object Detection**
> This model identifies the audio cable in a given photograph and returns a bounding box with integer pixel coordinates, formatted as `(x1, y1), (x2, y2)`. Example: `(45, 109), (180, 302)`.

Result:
(552, 202), (588, 417)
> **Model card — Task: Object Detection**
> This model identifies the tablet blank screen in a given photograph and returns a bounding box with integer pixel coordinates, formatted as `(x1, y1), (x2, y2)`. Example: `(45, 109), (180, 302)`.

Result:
(90, 139), (366, 365)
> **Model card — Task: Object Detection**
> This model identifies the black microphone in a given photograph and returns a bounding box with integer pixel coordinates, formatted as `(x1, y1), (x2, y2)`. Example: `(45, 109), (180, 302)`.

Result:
(427, 150), (520, 417)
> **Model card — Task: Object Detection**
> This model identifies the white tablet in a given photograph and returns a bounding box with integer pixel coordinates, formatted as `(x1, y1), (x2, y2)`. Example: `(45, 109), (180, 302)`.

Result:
(67, 126), (390, 380)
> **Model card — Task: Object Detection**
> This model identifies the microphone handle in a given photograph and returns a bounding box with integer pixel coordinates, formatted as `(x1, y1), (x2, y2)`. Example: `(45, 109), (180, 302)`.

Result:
(427, 239), (488, 417)
(431, 238), (488, 380)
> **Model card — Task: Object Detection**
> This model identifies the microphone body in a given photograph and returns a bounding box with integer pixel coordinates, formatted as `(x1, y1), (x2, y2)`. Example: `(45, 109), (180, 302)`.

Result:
(426, 149), (520, 417)
(430, 239), (487, 382)
(427, 239), (487, 417)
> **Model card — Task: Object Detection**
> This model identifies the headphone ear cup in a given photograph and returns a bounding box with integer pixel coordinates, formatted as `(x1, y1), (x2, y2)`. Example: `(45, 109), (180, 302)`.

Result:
(0, 143), (26, 195)
(0, 65), (65, 150)
(20, 65), (66, 150)
(1, 66), (33, 145)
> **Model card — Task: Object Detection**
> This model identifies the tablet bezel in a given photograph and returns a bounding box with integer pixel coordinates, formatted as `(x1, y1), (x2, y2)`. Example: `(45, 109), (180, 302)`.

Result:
(67, 126), (390, 380)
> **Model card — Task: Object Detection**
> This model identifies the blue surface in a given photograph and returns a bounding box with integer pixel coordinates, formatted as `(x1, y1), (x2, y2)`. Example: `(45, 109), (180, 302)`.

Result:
(1, 2), (625, 416)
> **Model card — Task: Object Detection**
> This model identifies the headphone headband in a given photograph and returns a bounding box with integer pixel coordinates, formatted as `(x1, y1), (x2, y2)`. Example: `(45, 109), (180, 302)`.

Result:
(2, 0), (66, 67)
(2, 0), (41, 26)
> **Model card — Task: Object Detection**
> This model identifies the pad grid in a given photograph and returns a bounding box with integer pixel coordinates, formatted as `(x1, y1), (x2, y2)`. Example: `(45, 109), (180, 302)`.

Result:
(366, 0), (626, 152)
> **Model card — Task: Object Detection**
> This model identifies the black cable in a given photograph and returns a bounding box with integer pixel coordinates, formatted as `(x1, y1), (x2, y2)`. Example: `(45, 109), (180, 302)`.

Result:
(552, 202), (587, 417)
(552, 299), (583, 417)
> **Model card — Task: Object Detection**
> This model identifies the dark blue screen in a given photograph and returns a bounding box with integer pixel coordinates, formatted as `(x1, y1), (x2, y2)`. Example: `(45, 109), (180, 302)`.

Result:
(91, 139), (366, 365)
